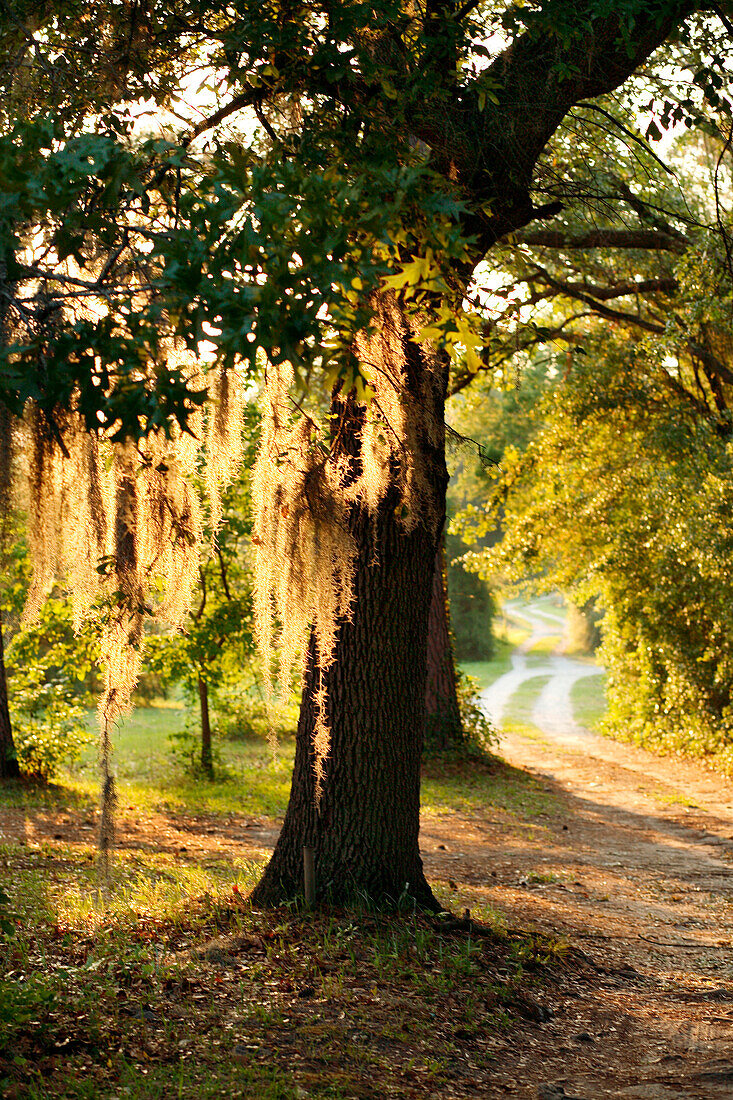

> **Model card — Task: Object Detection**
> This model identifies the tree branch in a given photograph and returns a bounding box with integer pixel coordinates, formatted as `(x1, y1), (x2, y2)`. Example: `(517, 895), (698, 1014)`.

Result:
(559, 277), (678, 301)
(186, 88), (264, 144)
(216, 545), (233, 602)
(513, 228), (687, 253)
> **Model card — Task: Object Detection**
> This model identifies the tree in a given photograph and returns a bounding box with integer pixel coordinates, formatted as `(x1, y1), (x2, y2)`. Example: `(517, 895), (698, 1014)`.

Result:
(2, 1), (725, 904)
(0, 408), (19, 778)
(147, 431), (259, 777)
(232, 1), (718, 907)
(424, 541), (464, 752)
(483, 328), (733, 768)
(460, 118), (733, 768)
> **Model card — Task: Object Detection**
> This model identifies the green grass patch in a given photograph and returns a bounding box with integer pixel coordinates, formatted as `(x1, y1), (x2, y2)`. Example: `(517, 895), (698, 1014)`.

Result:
(501, 721), (551, 746)
(460, 637), (513, 691)
(500, 622), (532, 649)
(3, 706), (294, 819)
(422, 755), (557, 820)
(525, 635), (562, 656)
(503, 675), (551, 727)
(570, 674), (607, 731)
(653, 790), (700, 810)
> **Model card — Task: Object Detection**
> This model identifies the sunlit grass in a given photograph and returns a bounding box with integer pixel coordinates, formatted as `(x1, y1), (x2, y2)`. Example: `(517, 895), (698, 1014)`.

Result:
(503, 674), (551, 726)
(525, 634), (562, 656)
(460, 638), (514, 690)
(422, 756), (556, 820)
(570, 673), (607, 731)
(1, 841), (264, 933)
(3, 705), (295, 818)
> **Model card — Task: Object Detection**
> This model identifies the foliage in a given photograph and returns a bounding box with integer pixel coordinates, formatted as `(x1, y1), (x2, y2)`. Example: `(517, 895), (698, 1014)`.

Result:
(144, 419), (260, 774)
(564, 601), (602, 655)
(482, 342), (733, 769)
(10, 676), (91, 783)
(455, 672), (500, 757)
(5, 597), (96, 781)
(445, 355), (555, 664)
(443, 106), (733, 769)
(1, 2), (720, 447)
(446, 533), (496, 662)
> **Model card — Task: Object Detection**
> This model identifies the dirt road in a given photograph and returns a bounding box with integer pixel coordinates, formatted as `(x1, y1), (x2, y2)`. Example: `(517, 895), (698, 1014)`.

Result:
(480, 601), (602, 742)
(424, 603), (733, 1097)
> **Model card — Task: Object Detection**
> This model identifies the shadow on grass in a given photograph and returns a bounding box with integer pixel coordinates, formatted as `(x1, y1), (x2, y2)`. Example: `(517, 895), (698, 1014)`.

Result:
(421, 750), (557, 820)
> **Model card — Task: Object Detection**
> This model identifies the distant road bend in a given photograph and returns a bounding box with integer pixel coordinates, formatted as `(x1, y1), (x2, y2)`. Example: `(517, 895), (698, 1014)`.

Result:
(480, 601), (602, 744)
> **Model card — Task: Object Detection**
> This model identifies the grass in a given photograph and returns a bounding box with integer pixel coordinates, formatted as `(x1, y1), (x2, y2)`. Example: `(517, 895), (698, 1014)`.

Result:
(501, 622), (532, 649)
(0, 697), (572, 1099)
(502, 675), (551, 727)
(460, 637), (514, 691)
(525, 634), (562, 657)
(3, 705), (295, 819)
(493, 605), (533, 650)
(422, 754), (557, 820)
(570, 674), (607, 731)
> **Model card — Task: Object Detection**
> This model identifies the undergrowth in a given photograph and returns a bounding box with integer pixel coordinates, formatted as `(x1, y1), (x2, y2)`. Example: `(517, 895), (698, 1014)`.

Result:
(0, 840), (569, 1100)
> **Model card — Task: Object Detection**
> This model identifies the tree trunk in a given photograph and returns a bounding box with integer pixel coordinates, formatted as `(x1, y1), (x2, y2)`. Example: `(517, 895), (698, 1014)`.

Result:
(0, 267), (18, 782)
(424, 539), (464, 752)
(198, 675), (213, 778)
(252, 497), (441, 909)
(0, 609), (19, 780)
(252, 295), (448, 910)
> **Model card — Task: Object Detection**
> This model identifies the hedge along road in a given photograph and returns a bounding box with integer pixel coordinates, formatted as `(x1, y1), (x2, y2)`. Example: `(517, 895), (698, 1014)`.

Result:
(480, 599), (603, 742)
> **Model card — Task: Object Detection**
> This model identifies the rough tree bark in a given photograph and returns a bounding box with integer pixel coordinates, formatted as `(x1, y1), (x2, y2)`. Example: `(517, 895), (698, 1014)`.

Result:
(0, 366), (18, 779)
(252, 297), (448, 908)
(0, 609), (19, 780)
(424, 539), (463, 752)
(252, 499), (440, 908)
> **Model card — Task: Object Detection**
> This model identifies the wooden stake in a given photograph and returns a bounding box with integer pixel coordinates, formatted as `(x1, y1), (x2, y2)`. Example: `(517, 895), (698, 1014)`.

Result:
(303, 846), (315, 908)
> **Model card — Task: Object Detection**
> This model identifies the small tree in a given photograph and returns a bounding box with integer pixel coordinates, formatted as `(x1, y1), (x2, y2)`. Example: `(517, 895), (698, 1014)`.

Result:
(147, 436), (258, 777)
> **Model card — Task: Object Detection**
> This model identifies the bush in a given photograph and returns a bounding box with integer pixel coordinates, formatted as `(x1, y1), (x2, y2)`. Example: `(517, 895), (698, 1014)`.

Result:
(3, 594), (97, 781)
(564, 600), (602, 655)
(11, 672), (92, 782)
(424, 672), (499, 758)
(456, 672), (500, 756)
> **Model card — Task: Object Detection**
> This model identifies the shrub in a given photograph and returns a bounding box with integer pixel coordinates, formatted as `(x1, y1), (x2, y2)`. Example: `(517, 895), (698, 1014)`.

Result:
(456, 672), (500, 756)
(11, 671), (92, 782)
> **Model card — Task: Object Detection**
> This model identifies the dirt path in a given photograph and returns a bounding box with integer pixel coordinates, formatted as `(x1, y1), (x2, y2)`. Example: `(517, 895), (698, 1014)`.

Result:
(423, 603), (733, 1097)
(481, 600), (603, 741)
(422, 728), (733, 1097)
